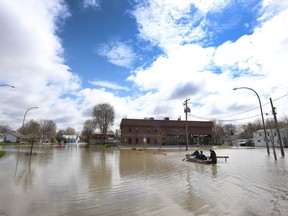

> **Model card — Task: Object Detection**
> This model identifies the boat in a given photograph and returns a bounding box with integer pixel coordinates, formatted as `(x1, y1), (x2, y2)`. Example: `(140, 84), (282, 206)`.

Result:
(185, 154), (213, 164)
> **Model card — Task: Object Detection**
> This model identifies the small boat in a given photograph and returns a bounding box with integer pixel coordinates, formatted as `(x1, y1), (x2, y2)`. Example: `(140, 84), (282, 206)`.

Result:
(185, 154), (213, 164)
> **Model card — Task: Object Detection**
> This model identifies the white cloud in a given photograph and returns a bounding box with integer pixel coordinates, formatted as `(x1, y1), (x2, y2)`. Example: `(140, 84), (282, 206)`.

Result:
(82, 0), (101, 9)
(132, 0), (232, 53)
(89, 80), (130, 91)
(128, 0), (288, 124)
(96, 40), (136, 68)
(1, 0), (288, 134)
(0, 0), (82, 130)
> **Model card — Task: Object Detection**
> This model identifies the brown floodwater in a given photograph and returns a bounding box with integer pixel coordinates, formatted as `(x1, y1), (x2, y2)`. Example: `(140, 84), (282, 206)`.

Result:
(0, 146), (288, 216)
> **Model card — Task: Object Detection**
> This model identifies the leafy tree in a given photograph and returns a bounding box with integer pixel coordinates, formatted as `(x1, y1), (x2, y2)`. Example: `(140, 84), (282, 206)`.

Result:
(56, 129), (66, 143)
(24, 120), (41, 141)
(65, 127), (76, 135)
(92, 103), (115, 143)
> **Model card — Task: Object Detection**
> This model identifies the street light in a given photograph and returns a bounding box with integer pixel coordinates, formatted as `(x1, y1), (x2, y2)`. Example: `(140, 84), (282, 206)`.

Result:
(19, 106), (38, 149)
(0, 84), (15, 88)
(233, 87), (270, 155)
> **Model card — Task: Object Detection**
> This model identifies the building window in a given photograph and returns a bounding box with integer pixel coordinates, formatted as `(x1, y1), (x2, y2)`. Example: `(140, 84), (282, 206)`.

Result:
(136, 128), (139, 132)
(128, 138), (131, 144)
(136, 138), (138, 144)
(258, 140), (260, 142)
(147, 138), (150, 144)
(147, 128), (150, 132)
(129, 127), (131, 132)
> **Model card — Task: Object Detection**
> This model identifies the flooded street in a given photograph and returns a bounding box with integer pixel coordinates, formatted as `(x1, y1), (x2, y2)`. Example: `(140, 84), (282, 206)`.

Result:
(0, 147), (288, 216)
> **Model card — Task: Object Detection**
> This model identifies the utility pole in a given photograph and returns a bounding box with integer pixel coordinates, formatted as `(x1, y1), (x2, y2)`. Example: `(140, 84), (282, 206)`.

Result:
(233, 87), (270, 155)
(184, 98), (190, 151)
(270, 98), (285, 157)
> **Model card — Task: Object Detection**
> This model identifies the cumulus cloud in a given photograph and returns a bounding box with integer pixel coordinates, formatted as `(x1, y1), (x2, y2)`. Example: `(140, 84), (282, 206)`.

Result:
(132, 0), (232, 53)
(1, 0), (288, 133)
(0, 0), (83, 130)
(129, 0), (288, 123)
(96, 40), (136, 68)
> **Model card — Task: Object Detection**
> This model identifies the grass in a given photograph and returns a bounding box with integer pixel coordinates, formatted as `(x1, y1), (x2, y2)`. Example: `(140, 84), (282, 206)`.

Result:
(216, 146), (232, 149)
(0, 142), (18, 146)
(0, 150), (5, 157)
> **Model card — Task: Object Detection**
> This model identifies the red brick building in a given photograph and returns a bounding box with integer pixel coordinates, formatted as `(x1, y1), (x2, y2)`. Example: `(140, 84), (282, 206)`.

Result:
(120, 118), (213, 146)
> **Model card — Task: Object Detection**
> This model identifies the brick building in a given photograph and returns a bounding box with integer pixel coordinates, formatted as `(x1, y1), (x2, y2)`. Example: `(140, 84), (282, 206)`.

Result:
(120, 118), (213, 146)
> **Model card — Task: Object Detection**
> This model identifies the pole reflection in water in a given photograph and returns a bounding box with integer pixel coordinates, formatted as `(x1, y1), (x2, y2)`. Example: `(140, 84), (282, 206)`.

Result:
(0, 147), (287, 216)
(14, 153), (34, 190)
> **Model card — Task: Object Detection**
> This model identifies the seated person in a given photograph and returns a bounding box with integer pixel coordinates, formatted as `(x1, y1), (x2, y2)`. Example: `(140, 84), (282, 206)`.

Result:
(199, 151), (207, 160)
(191, 150), (200, 159)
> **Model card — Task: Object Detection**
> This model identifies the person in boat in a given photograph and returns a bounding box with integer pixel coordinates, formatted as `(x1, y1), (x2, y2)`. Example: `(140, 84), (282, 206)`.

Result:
(209, 149), (217, 164)
(199, 151), (207, 160)
(191, 150), (200, 159)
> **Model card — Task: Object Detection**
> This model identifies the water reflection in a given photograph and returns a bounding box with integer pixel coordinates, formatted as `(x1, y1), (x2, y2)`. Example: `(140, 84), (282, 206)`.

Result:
(14, 153), (34, 190)
(0, 147), (287, 216)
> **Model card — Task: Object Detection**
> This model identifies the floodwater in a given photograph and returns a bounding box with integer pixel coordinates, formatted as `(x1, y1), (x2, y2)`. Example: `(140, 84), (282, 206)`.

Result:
(0, 146), (288, 216)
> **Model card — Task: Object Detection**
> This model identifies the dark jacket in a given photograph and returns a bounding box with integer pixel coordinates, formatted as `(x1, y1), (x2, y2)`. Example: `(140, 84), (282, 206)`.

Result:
(209, 150), (217, 164)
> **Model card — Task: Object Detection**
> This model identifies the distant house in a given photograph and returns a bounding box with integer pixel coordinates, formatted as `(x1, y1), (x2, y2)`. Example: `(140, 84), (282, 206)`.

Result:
(62, 134), (80, 144)
(89, 130), (115, 144)
(4, 131), (30, 143)
(0, 133), (4, 143)
(253, 128), (288, 147)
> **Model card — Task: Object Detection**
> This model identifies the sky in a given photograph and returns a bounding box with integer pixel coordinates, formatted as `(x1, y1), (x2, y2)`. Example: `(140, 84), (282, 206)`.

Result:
(1, 0), (288, 133)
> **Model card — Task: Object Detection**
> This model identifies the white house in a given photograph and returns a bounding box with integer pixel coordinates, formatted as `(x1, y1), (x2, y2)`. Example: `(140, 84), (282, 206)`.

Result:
(253, 128), (288, 147)
(4, 131), (22, 142)
(0, 133), (4, 142)
(63, 134), (79, 144)
(3, 131), (30, 143)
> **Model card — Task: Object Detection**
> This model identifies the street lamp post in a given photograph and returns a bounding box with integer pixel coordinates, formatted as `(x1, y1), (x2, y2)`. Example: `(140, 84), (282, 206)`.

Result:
(19, 107), (38, 150)
(233, 87), (270, 155)
(0, 84), (15, 88)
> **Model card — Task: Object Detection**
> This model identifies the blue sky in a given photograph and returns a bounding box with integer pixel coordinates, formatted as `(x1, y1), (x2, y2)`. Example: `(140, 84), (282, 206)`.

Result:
(0, 0), (288, 132)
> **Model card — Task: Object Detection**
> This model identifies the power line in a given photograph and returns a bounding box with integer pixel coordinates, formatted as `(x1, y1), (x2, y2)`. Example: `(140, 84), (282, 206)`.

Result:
(189, 113), (262, 122)
(190, 93), (288, 121)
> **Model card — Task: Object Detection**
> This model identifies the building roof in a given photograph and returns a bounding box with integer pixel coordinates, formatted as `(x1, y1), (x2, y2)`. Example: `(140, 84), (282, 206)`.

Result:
(120, 118), (213, 128)
(4, 131), (30, 139)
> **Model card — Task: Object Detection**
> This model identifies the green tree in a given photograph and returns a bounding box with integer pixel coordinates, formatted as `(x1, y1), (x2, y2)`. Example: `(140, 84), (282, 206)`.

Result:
(92, 103), (115, 144)
(65, 127), (76, 135)
(24, 120), (41, 142)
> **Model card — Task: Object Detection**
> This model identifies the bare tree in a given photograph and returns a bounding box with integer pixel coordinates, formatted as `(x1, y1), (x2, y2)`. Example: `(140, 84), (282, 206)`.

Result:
(0, 124), (11, 133)
(223, 124), (236, 136)
(238, 120), (262, 139)
(212, 120), (225, 145)
(40, 120), (57, 143)
(92, 103), (115, 143)
(81, 119), (96, 145)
